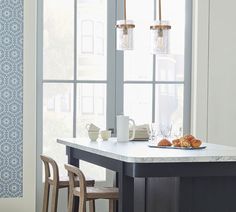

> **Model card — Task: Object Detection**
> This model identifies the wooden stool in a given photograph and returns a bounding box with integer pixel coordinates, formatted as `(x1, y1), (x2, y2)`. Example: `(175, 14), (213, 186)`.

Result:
(65, 164), (119, 212)
(40, 155), (95, 212)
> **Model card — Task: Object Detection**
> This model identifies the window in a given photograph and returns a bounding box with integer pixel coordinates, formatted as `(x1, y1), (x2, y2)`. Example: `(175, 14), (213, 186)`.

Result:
(43, 0), (108, 181)
(80, 20), (105, 55)
(123, 0), (189, 136)
(41, 0), (191, 182)
(81, 20), (94, 54)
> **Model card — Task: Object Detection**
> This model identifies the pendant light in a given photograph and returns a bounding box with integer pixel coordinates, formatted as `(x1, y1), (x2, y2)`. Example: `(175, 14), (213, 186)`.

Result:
(116, 0), (135, 51)
(150, 0), (171, 54)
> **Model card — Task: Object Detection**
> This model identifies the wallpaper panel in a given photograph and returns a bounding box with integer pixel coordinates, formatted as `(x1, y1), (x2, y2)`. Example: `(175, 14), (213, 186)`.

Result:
(0, 0), (23, 197)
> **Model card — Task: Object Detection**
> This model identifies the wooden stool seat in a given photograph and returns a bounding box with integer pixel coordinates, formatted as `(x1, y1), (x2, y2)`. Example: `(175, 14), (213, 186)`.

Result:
(65, 164), (119, 212)
(48, 175), (95, 189)
(73, 187), (119, 199)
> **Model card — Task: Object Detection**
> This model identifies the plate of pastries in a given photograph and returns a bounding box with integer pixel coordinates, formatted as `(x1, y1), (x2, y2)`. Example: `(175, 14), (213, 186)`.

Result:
(149, 135), (206, 150)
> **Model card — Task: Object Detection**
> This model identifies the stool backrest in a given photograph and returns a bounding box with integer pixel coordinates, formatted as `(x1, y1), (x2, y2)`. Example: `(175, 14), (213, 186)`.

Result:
(64, 164), (86, 196)
(40, 155), (59, 186)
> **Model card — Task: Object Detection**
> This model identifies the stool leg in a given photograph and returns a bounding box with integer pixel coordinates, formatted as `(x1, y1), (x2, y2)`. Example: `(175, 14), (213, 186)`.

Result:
(68, 189), (74, 212)
(42, 182), (50, 212)
(79, 199), (86, 212)
(89, 200), (95, 212)
(67, 187), (70, 204)
(51, 186), (59, 212)
(109, 200), (116, 212)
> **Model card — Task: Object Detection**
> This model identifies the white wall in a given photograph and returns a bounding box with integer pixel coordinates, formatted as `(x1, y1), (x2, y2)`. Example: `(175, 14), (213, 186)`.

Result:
(0, 0), (37, 211)
(208, 0), (236, 146)
(192, 0), (236, 146)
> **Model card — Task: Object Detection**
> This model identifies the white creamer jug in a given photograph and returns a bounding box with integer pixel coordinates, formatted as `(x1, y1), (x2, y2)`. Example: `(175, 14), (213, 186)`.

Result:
(117, 115), (136, 142)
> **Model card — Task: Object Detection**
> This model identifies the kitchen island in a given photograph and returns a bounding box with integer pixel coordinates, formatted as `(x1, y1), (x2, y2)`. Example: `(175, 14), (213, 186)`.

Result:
(58, 138), (236, 212)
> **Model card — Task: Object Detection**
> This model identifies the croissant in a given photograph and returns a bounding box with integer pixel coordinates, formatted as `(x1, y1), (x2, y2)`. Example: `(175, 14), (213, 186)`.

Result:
(183, 134), (195, 141)
(158, 139), (172, 147)
(191, 139), (202, 148)
(172, 139), (181, 147)
(180, 137), (191, 147)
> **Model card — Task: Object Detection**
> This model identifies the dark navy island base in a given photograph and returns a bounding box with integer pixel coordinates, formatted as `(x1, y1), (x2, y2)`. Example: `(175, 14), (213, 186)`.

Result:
(66, 146), (236, 212)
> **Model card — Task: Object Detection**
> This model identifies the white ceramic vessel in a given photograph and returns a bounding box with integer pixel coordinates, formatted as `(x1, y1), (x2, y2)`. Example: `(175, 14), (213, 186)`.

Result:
(117, 115), (136, 142)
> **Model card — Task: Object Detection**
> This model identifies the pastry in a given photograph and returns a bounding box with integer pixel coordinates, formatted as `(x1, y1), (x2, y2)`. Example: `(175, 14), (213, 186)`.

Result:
(172, 139), (181, 147)
(183, 134), (195, 141)
(180, 137), (191, 147)
(190, 139), (202, 148)
(158, 139), (172, 147)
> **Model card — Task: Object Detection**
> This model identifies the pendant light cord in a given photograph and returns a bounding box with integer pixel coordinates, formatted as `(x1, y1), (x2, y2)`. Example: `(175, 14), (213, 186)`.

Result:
(159, 0), (162, 21)
(124, 0), (127, 21)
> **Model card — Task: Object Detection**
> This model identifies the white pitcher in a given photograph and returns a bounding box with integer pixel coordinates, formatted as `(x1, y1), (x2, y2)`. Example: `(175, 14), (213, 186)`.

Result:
(117, 115), (136, 142)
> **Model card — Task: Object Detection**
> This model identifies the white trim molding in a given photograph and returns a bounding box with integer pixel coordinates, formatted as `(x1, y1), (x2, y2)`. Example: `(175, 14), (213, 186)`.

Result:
(191, 0), (210, 141)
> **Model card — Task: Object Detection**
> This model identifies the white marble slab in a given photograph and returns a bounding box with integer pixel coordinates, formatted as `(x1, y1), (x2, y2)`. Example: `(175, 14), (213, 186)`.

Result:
(57, 138), (236, 163)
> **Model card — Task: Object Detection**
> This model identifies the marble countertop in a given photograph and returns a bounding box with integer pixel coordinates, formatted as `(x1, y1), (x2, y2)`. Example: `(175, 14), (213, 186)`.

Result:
(57, 138), (236, 163)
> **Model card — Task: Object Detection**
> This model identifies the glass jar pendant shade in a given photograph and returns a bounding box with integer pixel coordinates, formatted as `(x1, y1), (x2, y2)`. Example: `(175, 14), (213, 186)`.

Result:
(116, 0), (135, 51)
(116, 20), (135, 50)
(150, 0), (171, 54)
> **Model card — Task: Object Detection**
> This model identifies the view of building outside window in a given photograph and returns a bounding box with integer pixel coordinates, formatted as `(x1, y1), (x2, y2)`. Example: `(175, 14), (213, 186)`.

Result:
(124, 0), (186, 137)
(43, 0), (187, 180)
(43, 0), (107, 180)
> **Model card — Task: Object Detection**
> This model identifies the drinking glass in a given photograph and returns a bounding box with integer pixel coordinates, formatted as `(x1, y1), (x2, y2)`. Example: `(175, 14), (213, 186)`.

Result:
(172, 127), (183, 138)
(159, 124), (172, 138)
(150, 123), (160, 142)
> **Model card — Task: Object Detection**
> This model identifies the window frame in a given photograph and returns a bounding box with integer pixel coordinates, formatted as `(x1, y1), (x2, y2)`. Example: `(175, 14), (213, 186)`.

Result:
(36, 0), (192, 210)
(39, 0), (192, 137)
(36, 0), (117, 211)
(117, 0), (192, 134)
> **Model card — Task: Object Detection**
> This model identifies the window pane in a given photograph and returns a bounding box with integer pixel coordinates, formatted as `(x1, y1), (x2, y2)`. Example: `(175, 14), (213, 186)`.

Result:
(124, 0), (153, 81)
(76, 83), (106, 181)
(162, 0), (186, 55)
(156, 0), (186, 81)
(77, 0), (107, 80)
(155, 84), (184, 133)
(76, 83), (106, 137)
(43, 84), (73, 176)
(124, 84), (152, 124)
(43, 0), (74, 80)
(155, 55), (184, 81)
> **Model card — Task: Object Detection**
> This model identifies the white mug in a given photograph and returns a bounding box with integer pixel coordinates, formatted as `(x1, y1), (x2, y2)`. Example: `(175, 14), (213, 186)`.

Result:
(117, 115), (136, 142)
(85, 123), (100, 132)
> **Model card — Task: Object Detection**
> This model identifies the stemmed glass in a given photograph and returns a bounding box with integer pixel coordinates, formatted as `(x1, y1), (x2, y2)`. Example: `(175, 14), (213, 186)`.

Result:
(159, 124), (172, 138)
(172, 127), (183, 138)
(150, 123), (160, 142)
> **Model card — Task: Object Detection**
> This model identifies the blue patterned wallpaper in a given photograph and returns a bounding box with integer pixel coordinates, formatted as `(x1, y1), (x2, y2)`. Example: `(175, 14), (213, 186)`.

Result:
(0, 0), (23, 197)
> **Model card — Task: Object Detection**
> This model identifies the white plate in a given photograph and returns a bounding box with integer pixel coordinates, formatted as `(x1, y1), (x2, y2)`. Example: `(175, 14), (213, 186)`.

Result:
(148, 144), (206, 150)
